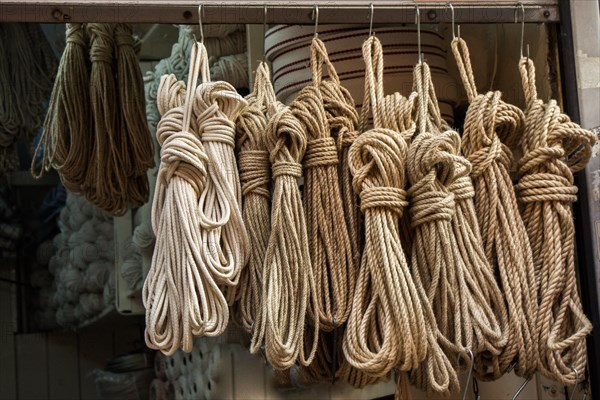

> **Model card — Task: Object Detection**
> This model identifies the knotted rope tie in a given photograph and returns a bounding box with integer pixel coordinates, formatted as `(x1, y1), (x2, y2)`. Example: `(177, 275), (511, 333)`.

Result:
(194, 80), (249, 289)
(517, 57), (594, 386)
(262, 104), (319, 370)
(233, 62), (277, 353)
(452, 36), (536, 380)
(343, 128), (433, 379)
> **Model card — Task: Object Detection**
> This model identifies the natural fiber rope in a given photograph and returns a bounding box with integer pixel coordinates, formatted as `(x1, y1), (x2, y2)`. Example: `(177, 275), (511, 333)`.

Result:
(262, 97), (319, 370)
(194, 78), (249, 290)
(342, 37), (454, 391)
(33, 23), (91, 191)
(233, 62), (276, 353)
(293, 37), (356, 332)
(517, 57), (594, 385)
(451, 37), (538, 379)
(144, 43), (229, 355)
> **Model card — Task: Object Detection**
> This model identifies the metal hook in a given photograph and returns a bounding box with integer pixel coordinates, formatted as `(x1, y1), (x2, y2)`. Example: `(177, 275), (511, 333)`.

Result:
(198, 4), (204, 43)
(312, 5), (319, 38)
(446, 3), (455, 40)
(263, 4), (267, 36)
(415, 3), (422, 63)
(511, 377), (531, 400)
(515, 2), (527, 59)
(570, 366), (580, 400)
(456, 348), (475, 400)
(368, 3), (374, 36)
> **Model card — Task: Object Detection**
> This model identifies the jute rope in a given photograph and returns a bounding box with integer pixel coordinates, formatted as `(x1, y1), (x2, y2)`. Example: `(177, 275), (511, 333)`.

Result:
(233, 62), (276, 353)
(293, 38), (356, 332)
(33, 23), (91, 191)
(194, 74), (249, 291)
(262, 96), (319, 370)
(517, 57), (594, 385)
(342, 37), (455, 393)
(451, 37), (538, 379)
(144, 43), (229, 355)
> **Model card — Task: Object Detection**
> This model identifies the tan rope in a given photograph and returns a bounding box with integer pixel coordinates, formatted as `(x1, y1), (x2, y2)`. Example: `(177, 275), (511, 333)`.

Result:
(262, 98), (319, 370)
(292, 38), (356, 332)
(194, 72), (249, 290)
(32, 23), (91, 192)
(451, 37), (539, 379)
(517, 57), (594, 385)
(144, 43), (228, 355)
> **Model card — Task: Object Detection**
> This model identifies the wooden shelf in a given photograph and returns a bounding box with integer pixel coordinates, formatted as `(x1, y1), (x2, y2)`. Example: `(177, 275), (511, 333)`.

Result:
(0, 1), (559, 24)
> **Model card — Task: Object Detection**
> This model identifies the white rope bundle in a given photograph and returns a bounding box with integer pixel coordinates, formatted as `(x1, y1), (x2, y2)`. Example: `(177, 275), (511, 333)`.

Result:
(210, 52), (249, 89)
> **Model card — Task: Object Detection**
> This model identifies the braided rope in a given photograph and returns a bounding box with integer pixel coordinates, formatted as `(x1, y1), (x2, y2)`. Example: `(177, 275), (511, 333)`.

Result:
(451, 37), (538, 379)
(517, 57), (594, 385)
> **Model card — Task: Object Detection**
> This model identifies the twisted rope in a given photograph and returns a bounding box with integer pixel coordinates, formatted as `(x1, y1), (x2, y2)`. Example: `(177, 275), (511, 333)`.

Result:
(262, 98), (319, 370)
(452, 37), (538, 379)
(517, 57), (594, 385)
(233, 62), (277, 353)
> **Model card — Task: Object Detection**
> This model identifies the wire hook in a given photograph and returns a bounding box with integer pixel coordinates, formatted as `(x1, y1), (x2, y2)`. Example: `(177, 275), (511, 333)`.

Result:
(456, 348), (475, 400)
(446, 3), (456, 40)
(515, 2), (528, 59)
(368, 3), (374, 36)
(198, 4), (204, 43)
(511, 377), (531, 400)
(312, 5), (319, 38)
(415, 3), (422, 63)
(570, 366), (580, 400)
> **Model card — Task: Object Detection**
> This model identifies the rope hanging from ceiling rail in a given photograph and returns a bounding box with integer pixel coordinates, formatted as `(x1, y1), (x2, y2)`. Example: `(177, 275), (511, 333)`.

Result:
(517, 56), (594, 386)
(262, 93), (319, 370)
(451, 36), (539, 379)
(233, 61), (276, 353)
(342, 38), (455, 395)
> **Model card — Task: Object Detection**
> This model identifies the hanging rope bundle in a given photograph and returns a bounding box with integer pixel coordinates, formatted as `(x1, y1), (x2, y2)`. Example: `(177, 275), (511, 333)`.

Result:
(517, 57), (594, 385)
(194, 69), (249, 290)
(342, 37), (451, 389)
(451, 37), (538, 379)
(262, 98), (319, 370)
(33, 23), (91, 191)
(233, 62), (276, 352)
(144, 43), (228, 355)
(114, 23), (155, 177)
(292, 38), (356, 332)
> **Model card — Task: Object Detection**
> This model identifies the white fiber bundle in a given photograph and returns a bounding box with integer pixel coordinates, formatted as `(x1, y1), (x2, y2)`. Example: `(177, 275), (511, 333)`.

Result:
(36, 240), (55, 266)
(84, 260), (110, 292)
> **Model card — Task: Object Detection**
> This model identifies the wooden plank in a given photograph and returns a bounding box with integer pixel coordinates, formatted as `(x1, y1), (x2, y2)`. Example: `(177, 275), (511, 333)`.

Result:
(47, 332), (80, 400)
(0, 1), (559, 24)
(16, 333), (48, 400)
(78, 330), (114, 400)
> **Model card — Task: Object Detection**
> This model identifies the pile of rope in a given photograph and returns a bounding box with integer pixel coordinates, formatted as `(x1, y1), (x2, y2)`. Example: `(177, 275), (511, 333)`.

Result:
(517, 57), (595, 385)
(44, 192), (115, 327)
(451, 36), (538, 380)
(33, 23), (154, 215)
(0, 23), (56, 176)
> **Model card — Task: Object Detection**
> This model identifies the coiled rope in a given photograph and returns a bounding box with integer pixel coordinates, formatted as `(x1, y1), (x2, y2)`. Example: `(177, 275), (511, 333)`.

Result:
(517, 57), (594, 385)
(451, 37), (538, 379)
(262, 96), (319, 370)
(144, 43), (228, 355)
(233, 62), (277, 353)
(342, 37), (454, 393)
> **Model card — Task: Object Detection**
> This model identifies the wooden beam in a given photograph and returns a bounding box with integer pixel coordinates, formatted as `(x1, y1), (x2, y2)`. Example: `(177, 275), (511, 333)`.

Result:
(0, 1), (559, 24)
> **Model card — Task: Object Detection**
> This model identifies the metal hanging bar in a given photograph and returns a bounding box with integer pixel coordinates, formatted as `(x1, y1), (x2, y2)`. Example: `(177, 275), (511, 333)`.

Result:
(0, 0), (559, 24)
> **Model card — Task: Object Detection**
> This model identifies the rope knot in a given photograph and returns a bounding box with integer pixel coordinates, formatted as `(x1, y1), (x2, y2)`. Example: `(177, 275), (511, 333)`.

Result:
(468, 136), (510, 177)
(239, 150), (270, 198)
(272, 161), (302, 179)
(114, 24), (135, 47)
(65, 24), (86, 47)
(448, 176), (476, 200)
(304, 137), (338, 168)
(516, 173), (578, 204)
(266, 105), (307, 167)
(408, 183), (456, 227)
(360, 186), (407, 214)
(87, 24), (114, 64)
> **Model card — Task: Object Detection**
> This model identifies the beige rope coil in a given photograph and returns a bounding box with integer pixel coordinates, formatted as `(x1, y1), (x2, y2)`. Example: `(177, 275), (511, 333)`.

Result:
(517, 57), (594, 385)
(291, 38), (356, 332)
(342, 36), (450, 387)
(144, 43), (228, 355)
(451, 37), (538, 379)
(233, 62), (277, 353)
(262, 97), (319, 370)
(193, 67), (249, 290)
(33, 23), (91, 191)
